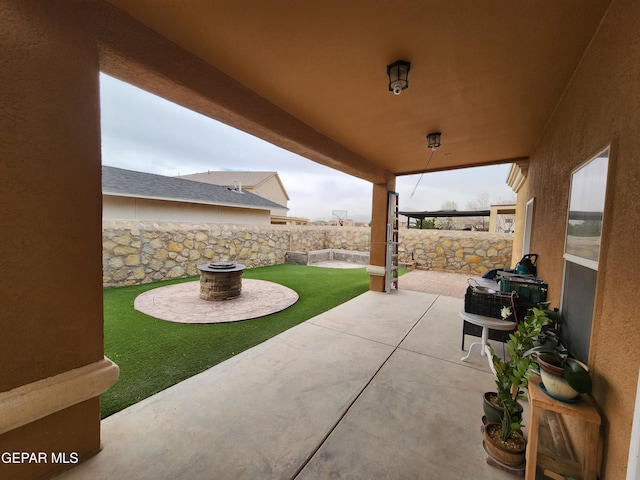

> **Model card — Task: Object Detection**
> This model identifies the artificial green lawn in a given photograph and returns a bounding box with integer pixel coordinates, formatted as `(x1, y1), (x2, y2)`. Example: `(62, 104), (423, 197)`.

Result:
(101, 264), (372, 418)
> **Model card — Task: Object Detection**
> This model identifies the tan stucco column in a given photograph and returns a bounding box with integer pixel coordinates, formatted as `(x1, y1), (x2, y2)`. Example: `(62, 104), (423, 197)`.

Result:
(368, 178), (396, 292)
(0, 3), (118, 479)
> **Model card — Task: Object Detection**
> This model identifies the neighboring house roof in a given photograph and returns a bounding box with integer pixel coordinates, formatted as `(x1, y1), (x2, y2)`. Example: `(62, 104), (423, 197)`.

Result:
(102, 166), (287, 210)
(179, 171), (291, 201)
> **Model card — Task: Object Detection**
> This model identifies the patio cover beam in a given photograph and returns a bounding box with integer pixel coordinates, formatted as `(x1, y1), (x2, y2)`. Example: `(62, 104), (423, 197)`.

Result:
(97, 3), (393, 186)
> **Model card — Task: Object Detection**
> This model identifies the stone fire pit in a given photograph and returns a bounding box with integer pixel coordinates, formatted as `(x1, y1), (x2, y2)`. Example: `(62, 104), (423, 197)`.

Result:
(197, 262), (246, 301)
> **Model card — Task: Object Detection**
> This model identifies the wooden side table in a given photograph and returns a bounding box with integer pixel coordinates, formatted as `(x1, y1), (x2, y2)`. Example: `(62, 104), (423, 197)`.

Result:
(525, 377), (601, 480)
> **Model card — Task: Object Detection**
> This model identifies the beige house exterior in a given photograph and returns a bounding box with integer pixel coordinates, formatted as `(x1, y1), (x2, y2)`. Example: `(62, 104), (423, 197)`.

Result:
(102, 166), (280, 224)
(1, 2), (639, 478)
(103, 195), (271, 224)
(179, 171), (307, 223)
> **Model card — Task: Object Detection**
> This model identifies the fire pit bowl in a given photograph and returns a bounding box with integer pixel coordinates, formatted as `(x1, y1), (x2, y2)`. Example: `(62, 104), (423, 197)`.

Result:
(197, 262), (246, 301)
(206, 261), (236, 269)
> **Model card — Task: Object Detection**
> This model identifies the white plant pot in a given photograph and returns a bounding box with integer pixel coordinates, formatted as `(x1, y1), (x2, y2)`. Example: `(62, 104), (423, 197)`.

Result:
(539, 368), (579, 400)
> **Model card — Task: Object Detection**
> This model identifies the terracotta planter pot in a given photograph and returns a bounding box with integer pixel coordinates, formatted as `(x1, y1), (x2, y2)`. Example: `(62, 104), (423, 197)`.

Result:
(483, 392), (523, 424)
(483, 423), (526, 468)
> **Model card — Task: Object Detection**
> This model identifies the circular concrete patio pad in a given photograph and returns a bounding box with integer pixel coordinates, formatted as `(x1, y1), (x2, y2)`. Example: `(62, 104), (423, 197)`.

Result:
(134, 279), (298, 324)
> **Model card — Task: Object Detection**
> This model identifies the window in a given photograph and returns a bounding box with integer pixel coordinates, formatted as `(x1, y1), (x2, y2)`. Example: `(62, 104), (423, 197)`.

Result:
(561, 148), (609, 364)
(565, 151), (609, 268)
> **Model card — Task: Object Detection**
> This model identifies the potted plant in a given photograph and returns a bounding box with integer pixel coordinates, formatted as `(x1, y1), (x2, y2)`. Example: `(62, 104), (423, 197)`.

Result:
(509, 303), (594, 401)
(536, 354), (591, 401)
(483, 306), (550, 467)
(483, 304), (564, 420)
(524, 345), (592, 402)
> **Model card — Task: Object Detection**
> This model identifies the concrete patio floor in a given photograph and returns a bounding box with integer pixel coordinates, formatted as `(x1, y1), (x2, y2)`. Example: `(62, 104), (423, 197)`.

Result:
(57, 270), (522, 480)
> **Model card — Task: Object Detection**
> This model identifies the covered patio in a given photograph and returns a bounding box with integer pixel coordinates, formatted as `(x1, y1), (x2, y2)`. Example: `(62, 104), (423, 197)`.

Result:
(59, 285), (515, 479)
(3, 1), (640, 479)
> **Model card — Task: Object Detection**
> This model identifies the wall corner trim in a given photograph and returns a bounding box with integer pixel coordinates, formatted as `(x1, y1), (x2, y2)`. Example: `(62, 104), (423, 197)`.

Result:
(0, 357), (119, 435)
(506, 161), (529, 193)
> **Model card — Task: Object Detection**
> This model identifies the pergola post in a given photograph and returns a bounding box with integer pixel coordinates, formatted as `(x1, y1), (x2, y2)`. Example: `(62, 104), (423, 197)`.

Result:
(368, 178), (396, 292)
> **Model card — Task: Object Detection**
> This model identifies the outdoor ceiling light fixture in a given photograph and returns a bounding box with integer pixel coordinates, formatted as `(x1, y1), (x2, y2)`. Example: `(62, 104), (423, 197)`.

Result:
(387, 60), (411, 95)
(410, 132), (443, 198)
(426, 132), (442, 150)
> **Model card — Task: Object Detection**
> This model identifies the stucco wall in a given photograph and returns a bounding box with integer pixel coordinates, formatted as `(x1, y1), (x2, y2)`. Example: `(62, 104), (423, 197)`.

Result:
(525, 0), (640, 476)
(102, 220), (512, 287)
(103, 195), (271, 224)
(0, 2), (106, 479)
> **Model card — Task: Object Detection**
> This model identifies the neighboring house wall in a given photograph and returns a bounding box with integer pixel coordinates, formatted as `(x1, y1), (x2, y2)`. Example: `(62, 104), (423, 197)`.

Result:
(103, 195), (271, 224)
(252, 177), (288, 216)
(521, 1), (640, 477)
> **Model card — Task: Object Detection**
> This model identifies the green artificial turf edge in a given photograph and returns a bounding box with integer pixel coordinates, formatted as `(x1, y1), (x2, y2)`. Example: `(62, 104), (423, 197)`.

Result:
(101, 264), (378, 418)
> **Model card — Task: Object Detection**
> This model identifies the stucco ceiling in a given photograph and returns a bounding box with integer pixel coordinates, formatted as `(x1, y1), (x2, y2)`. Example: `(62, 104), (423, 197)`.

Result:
(105, 0), (612, 179)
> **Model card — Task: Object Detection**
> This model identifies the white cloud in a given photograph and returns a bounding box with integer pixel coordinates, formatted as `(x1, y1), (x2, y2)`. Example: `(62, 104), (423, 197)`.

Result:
(397, 165), (515, 212)
(100, 73), (515, 221)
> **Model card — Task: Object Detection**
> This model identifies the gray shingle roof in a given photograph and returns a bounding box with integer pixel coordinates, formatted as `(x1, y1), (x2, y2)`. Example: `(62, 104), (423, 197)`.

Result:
(179, 171), (291, 201)
(179, 171), (275, 187)
(102, 166), (287, 210)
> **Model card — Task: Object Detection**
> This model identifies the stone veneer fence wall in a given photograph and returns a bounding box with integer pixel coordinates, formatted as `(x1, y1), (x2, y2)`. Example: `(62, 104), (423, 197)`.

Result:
(102, 220), (513, 287)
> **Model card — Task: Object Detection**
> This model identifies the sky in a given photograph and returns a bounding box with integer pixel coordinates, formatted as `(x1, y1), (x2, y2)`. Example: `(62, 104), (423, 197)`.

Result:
(99, 74), (516, 222)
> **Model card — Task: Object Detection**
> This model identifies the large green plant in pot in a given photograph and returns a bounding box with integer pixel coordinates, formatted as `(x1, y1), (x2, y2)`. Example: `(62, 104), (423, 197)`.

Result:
(488, 307), (550, 442)
(483, 307), (553, 468)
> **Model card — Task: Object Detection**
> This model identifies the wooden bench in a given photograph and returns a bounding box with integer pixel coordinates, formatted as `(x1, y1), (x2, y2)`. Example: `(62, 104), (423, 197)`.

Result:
(526, 376), (601, 480)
